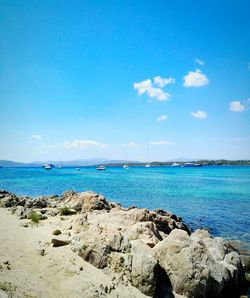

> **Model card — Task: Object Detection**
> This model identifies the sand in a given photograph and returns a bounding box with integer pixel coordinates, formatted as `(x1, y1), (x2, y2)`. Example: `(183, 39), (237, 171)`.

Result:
(0, 208), (145, 298)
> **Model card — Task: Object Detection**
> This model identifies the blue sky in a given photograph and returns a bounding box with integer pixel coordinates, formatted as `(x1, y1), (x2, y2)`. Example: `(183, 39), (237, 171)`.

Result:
(0, 0), (249, 162)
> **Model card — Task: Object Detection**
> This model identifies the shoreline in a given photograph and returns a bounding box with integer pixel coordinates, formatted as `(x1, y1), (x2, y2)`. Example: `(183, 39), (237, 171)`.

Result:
(0, 190), (249, 297)
(1, 188), (249, 252)
(1, 159), (250, 167)
(1, 166), (249, 249)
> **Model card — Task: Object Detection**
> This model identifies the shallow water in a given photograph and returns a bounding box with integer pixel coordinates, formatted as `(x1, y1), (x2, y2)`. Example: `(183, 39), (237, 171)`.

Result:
(0, 166), (249, 248)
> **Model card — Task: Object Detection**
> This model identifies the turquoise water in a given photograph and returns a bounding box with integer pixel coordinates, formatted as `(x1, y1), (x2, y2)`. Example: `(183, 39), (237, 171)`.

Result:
(0, 166), (250, 247)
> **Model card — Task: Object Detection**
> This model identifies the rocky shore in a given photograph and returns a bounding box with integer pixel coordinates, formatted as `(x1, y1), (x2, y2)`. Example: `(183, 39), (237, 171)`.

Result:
(0, 190), (249, 298)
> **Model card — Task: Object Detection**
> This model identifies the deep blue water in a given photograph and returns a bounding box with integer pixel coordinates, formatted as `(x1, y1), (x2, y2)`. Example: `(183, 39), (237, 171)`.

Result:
(0, 166), (250, 248)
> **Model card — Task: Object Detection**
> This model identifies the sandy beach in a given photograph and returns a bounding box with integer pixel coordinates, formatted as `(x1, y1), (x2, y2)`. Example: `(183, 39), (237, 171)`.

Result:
(0, 208), (145, 298)
(0, 190), (248, 298)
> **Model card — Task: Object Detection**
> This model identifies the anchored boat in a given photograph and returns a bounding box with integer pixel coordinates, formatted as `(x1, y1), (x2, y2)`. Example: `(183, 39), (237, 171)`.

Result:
(96, 165), (106, 170)
(183, 163), (202, 167)
(43, 163), (54, 170)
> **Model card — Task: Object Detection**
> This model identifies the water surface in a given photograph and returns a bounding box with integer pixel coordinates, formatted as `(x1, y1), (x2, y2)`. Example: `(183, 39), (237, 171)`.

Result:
(0, 166), (249, 248)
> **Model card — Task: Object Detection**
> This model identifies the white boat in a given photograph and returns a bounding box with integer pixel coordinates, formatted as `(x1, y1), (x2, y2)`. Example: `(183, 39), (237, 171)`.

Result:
(183, 163), (202, 167)
(123, 164), (129, 169)
(44, 163), (53, 170)
(145, 145), (151, 168)
(96, 165), (106, 170)
(171, 162), (181, 167)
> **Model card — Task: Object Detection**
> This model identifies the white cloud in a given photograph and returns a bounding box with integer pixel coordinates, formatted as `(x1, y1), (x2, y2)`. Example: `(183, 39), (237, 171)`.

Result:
(153, 76), (175, 88)
(147, 88), (170, 101)
(150, 140), (174, 145)
(229, 101), (245, 112)
(123, 142), (140, 147)
(156, 115), (168, 122)
(190, 110), (207, 119)
(41, 139), (107, 151)
(134, 79), (152, 95)
(195, 58), (205, 65)
(32, 134), (42, 140)
(63, 139), (107, 149)
(134, 78), (171, 101)
(183, 69), (209, 87)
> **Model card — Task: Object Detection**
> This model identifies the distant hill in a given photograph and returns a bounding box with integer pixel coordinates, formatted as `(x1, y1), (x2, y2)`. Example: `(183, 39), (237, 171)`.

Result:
(0, 159), (140, 167)
(0, 159), (249, 168)
(0, 160), (41, 167)
(48, 159), (140, 167)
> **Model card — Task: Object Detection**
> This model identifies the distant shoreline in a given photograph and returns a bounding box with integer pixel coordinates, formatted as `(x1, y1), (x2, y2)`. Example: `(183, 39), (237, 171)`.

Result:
(1, 159), (250, 168)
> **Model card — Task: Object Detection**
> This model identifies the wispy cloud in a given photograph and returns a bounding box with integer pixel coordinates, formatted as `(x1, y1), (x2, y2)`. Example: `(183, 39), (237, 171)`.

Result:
(63, 139), (107, 149)
(195, 58), (205, 65)
(190, 110), (207, 119)
(183, 69), (209, 87)
(40, 139), (107, 151)
(122, 142), (140, 147)
(156, 115), (168, 122)
(229, 101), (245, 112)
(134, 76), (174, 101)
(32, 134), (42, 140)
(150, 140), (174, 145)
(153, 76), (175, 88)
(229, 137), (245, 142)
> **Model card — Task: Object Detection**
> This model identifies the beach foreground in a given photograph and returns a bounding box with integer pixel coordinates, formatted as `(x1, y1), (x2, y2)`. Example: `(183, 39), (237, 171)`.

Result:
(0, 190), (249, 298)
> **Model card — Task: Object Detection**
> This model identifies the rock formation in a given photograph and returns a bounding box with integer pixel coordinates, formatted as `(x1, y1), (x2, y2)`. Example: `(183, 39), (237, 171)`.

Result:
(0, 189), (248, 297)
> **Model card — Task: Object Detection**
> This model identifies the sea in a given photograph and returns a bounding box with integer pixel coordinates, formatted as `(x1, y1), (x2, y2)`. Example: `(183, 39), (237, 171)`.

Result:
(0, 166), (250, 249)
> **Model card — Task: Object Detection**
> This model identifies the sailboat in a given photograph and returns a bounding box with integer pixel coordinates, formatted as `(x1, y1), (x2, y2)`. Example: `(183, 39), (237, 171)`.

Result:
(57, 158), (63, 168)
(145, 145), (151, 168)
(123, 152), (130, 169)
